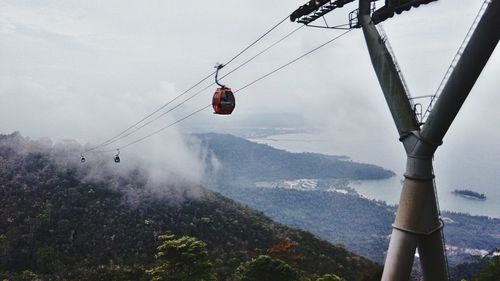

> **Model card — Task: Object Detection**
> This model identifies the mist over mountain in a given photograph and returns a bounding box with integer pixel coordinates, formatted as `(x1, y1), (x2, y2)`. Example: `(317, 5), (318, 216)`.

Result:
(0, 132), (381, 280)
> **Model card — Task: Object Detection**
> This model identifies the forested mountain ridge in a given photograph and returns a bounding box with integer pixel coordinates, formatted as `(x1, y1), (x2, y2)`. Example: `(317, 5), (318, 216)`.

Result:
(196, 133), (395, 182)
(192, 133), (500, 280)
(220, 186), (500, 266)
(0, 132), (381, 280)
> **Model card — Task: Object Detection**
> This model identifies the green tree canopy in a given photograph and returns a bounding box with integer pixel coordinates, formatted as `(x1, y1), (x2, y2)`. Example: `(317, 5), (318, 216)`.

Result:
(316, 273), (346, 281)
(475, 257), (500, 281)
(234, 255), (300, 281)
(147, 234), (216, 281)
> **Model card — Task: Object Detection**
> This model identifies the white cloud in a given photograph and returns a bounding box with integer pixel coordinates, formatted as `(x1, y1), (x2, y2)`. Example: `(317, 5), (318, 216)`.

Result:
(0, 0), (497, 167)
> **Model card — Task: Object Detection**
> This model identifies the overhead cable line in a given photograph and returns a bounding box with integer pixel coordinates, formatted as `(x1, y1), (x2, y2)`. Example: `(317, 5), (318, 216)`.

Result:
(223, 15), (290, 67)
(222, 25), (304, 80)
(118, 105), (211, 150)
(83, 71), (216, 154)
(85, 25), (305, 152)
(83, 15), (291, 154)
(105, 29), (353, 152)
(235, 29), (352, 94)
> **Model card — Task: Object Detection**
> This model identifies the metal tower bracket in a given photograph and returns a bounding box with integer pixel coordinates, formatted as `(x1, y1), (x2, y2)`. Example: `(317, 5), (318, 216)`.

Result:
(291, 0), (362, 30)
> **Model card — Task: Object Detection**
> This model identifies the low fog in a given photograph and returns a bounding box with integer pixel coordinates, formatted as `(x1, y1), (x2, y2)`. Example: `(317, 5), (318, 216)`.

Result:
(0, 0), (499, 198)
(0, 130), (216, 204)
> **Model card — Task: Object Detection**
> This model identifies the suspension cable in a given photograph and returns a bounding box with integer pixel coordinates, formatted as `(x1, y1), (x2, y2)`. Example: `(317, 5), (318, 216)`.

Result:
(84, 25), (305, 152)
(224, 15), (290, 67)
(104, 29), (353, 152)
(235, 29), (352, 94)
(222, 25), (305, 80)
(83, 15), (291, 154)
(83, 71), (216, 153)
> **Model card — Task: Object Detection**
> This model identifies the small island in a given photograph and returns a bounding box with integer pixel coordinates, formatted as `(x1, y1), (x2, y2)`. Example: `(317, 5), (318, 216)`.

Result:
(452, 189), (486, 200)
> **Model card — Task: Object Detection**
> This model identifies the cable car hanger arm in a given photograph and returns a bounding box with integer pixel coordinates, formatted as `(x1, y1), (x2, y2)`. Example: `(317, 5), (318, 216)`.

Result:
(214, 63), (226, 88)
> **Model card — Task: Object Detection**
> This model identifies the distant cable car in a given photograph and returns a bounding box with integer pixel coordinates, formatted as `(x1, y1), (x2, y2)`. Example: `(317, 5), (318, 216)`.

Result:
(114, 149), (121, 163)
(212, 63), (235, 115)
(80, 154), (86, 163)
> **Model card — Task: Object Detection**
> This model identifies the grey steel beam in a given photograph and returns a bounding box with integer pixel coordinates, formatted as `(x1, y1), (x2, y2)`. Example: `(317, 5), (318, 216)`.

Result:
(382, 228), (418, 280)
(397, 138), (448, 281)
(358, 0), (420, 136)
(421, 0), (500, 145)
(418, 228), (449, 281)
(415, 0), (500, 279)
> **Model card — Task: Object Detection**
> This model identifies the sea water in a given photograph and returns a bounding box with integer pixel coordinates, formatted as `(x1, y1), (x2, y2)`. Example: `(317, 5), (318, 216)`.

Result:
(251, 132), (500, 218)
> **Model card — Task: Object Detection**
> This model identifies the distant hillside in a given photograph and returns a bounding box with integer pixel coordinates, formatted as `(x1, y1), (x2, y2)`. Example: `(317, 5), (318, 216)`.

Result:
(194, 133), (500, 274)
(221, 187), (393, 263)
(196, 133), (395, 181)
(0, 132), (381, 281)
(219, 186), (500, 269)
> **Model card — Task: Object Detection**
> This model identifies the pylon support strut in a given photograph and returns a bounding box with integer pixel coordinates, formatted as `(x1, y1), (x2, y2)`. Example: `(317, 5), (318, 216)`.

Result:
(358, 0), (500, 280)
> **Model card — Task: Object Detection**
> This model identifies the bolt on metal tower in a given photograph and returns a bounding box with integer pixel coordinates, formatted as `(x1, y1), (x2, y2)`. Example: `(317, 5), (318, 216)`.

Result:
(291, 0), (500, 280)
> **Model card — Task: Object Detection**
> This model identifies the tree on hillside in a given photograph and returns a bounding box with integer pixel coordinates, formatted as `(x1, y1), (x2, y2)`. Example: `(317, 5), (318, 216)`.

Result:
(234, 255), (300, 281)
(474, 257), (500, 281)
(147, 234), (216, 281)
(267, 241), (303, 266)
(316, 273), (346, 281)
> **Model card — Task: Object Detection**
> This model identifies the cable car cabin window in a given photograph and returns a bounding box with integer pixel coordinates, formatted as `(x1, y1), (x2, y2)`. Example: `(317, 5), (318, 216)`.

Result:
(221, 92), (235, 103)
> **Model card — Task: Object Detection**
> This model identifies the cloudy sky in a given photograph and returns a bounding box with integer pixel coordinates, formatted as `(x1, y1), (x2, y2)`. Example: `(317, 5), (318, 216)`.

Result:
(0, 0), (498, 176)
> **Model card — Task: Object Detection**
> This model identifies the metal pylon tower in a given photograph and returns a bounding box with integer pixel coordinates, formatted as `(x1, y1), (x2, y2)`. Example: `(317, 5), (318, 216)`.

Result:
(291, 0), (500, 280)
(357, 0), (500, 280)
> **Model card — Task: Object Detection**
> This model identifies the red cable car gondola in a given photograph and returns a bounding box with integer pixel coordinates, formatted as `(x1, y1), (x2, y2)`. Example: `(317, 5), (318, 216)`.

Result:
(212, 63), (235, 115)
(212, 87), (235, 115)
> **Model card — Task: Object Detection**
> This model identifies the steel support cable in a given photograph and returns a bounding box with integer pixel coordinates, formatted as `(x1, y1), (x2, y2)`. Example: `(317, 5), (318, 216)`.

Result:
(235, 29), (352, 94)
(422, 0), (491, 121)
(84, 25), (305, 152)
(83, 15), (291, 154)
(83, 70), (216, 154)
(102, 29), (353, 152)
(222, 25), (305, 79)
(223, 15), (290, 67)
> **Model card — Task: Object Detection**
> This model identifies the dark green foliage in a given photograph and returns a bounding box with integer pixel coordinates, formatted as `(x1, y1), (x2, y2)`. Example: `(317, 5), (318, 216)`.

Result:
(147, 234), (216, 281)
(316, 273), (346, 281)
(450, 259), (486, 281)
(234, 255), (300, 281)
(450, 256), (500, 281)
(220, 186), (394, 262)
(474, 257), (500, 281)
(69, 266), (149, 281)
(0, 132), (380, 280)
(197, 133), (395, 181)
(219, 186), (500, 269)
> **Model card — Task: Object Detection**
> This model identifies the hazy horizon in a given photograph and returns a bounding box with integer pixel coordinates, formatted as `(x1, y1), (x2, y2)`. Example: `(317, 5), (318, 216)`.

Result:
(1, 0), (499, 218)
